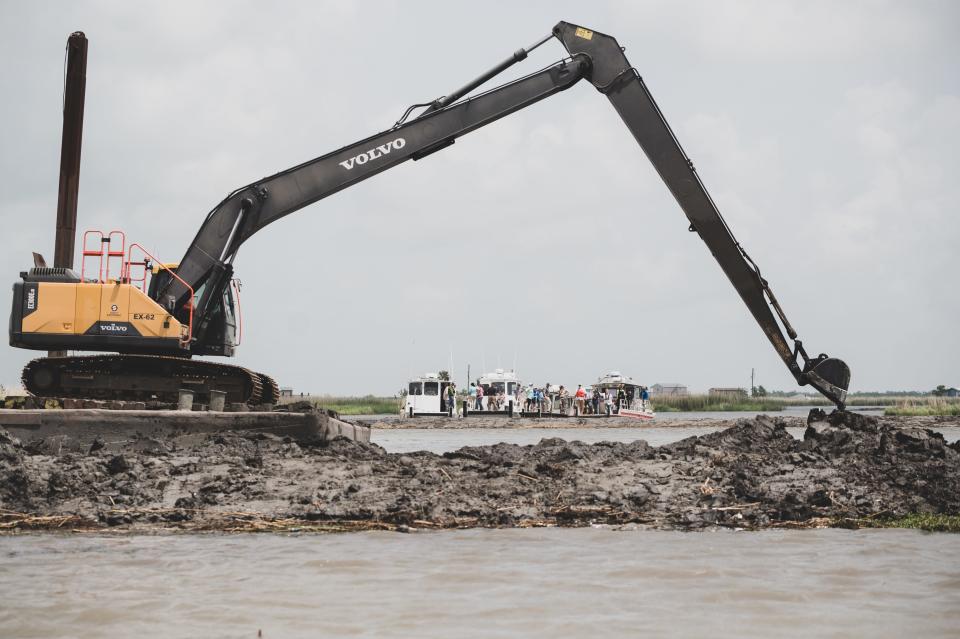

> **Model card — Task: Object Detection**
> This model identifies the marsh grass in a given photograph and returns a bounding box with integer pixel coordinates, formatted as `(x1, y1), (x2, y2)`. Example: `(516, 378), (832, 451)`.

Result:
(652, 395), (786, 412)
(884, 398), (960, 417)
(652, 394), (959, 413)
(300, 395), (400, 415)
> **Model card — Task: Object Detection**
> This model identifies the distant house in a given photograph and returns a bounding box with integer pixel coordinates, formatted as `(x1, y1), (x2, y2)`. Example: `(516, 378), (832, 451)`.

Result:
(709, 387), (748, 399)
(946, 387), (959, 398)
(280, 387), (294, 398)
(651, 383), (688, 397)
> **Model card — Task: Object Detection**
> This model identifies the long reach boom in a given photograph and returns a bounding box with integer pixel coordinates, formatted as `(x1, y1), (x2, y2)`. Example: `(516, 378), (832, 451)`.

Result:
(15, 22), (850, 409)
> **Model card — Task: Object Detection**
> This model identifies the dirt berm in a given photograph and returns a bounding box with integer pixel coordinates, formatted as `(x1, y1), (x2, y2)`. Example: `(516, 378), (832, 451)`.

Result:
(1, 411), (958, 532)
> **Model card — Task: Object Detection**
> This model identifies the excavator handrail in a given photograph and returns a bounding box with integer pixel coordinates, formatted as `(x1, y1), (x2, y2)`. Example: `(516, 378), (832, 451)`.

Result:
(80, 229), (105, 282)
(125, 243), (194, 347)
(230, 277), (243, 346)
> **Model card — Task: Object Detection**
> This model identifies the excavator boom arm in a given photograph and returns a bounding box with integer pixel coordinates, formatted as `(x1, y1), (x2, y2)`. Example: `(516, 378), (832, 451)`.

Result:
(166, 21), (849, 408)
(552, 22), (849, 407)
(164, 56), (586, 318)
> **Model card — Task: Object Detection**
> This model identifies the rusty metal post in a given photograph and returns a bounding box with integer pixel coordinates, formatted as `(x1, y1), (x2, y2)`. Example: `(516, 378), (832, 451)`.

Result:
(49, 32), (88, 359)
(54, 31), (88, 270)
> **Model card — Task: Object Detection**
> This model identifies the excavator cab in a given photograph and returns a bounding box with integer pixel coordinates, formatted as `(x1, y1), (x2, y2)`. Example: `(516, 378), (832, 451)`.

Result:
(193, 282), (238, 356)
(147, 264), (238, 356)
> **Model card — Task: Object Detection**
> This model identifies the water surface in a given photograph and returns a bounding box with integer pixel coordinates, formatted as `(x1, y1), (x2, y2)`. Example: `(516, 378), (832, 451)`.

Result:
(1, 528), (957, 638)
(374, 425), (960, 454)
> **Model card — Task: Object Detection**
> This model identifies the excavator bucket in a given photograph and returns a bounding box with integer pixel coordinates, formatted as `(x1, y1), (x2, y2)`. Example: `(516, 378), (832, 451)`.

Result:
(804, 357), (851, 409)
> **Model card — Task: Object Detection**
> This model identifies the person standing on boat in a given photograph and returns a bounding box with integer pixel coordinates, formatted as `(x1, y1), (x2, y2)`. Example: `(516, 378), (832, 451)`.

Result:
(446, 383), (457, 415)
(640, 386), (650, 410)
(591, 388), (601, 415)
(617, 385), (627, 412)
(476, 383), (484, 411)
(469, 383), (477, 411)
(558, 385), (569, 415)
(575, 385), (586, 415)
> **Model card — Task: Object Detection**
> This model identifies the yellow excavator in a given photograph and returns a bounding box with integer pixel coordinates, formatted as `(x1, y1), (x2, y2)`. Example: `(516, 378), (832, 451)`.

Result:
(9, 21), (851, 409)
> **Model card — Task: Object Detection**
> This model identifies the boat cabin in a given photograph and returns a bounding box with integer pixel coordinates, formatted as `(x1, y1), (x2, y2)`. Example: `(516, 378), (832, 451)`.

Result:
(477, 368), (522, 410)
(594, 371), (649, 412)
(404, 373), (455, 416)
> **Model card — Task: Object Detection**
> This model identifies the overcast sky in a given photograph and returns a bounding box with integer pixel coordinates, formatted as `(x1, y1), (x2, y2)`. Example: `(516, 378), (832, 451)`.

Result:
(1, 1), (957, 395)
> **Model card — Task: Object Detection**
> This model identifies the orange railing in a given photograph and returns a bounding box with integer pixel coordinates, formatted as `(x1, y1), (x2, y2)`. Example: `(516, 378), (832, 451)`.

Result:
(104, 230), (126, 280)
(81, 229), (126, 282)
(80, 230), (105, 281)
(124, 243), (195, 348)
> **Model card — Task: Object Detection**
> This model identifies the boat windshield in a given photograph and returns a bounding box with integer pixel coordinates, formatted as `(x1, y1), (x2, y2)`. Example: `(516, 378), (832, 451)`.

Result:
(424, 381), (439, 396)
(508, 382), (518, 395)
(409, 382), (422, 395)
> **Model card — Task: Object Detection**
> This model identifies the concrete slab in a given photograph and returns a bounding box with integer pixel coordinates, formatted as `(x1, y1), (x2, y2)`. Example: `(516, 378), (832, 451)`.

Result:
(0, 409), (370, 453)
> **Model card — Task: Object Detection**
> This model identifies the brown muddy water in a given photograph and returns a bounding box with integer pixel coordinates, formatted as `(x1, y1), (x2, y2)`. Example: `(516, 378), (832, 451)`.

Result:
(1, 527), (958, 638)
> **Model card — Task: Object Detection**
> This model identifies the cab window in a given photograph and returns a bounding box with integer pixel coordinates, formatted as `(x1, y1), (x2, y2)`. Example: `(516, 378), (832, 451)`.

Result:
(424, 382), (439, 396)
(409, 382), (422, 395)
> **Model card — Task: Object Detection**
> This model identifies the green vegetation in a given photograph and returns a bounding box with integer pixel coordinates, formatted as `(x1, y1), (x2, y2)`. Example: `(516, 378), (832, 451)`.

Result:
(788, 396), (923, 407)
(305, 395), (400, 415)
(651, 393), (960, 413)
(884, 398), (960, 417)
(846, 513), (960, 533)
(652, 394), (785, 412)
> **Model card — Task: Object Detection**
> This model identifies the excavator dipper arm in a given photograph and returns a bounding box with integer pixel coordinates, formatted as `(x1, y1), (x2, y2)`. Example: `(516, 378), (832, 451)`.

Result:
(551, 23), (850, 407)
(164, 21), (849, 408)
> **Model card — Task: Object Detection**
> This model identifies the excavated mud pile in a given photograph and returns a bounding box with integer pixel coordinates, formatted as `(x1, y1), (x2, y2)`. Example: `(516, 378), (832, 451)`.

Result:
(1, 411), (958, 532)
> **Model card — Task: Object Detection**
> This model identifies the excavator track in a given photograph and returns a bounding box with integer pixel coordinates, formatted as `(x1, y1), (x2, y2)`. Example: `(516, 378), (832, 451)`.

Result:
(22, 354), (277, 406)
(257, 373), (281, 405)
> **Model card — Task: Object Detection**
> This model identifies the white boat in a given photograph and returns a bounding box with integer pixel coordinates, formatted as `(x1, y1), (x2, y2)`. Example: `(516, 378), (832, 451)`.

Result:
(595, 371), (656, 420)
(404, 373), (455, 416)
(476, 368), (523, 412)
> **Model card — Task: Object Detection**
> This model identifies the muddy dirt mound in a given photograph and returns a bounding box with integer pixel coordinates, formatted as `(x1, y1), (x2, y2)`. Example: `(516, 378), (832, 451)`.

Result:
(1, 413), (958, 533)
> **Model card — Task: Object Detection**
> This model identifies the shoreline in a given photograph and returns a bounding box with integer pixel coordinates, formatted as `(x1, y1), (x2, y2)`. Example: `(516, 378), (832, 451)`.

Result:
(1, 411), (958, 535)
(358, 414), (959, 431)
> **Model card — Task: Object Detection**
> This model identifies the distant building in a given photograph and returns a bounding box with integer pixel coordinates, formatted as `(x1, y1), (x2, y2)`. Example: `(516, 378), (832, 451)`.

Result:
(280, 387), (294, 398)
(709, 387), (748, 399)
(651, 383), (688, 397)
(946, 387), (959, 398)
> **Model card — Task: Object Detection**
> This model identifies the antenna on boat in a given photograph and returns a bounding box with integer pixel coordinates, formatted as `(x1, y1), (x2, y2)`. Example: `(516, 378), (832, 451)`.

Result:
(407, 337), (415, 390)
